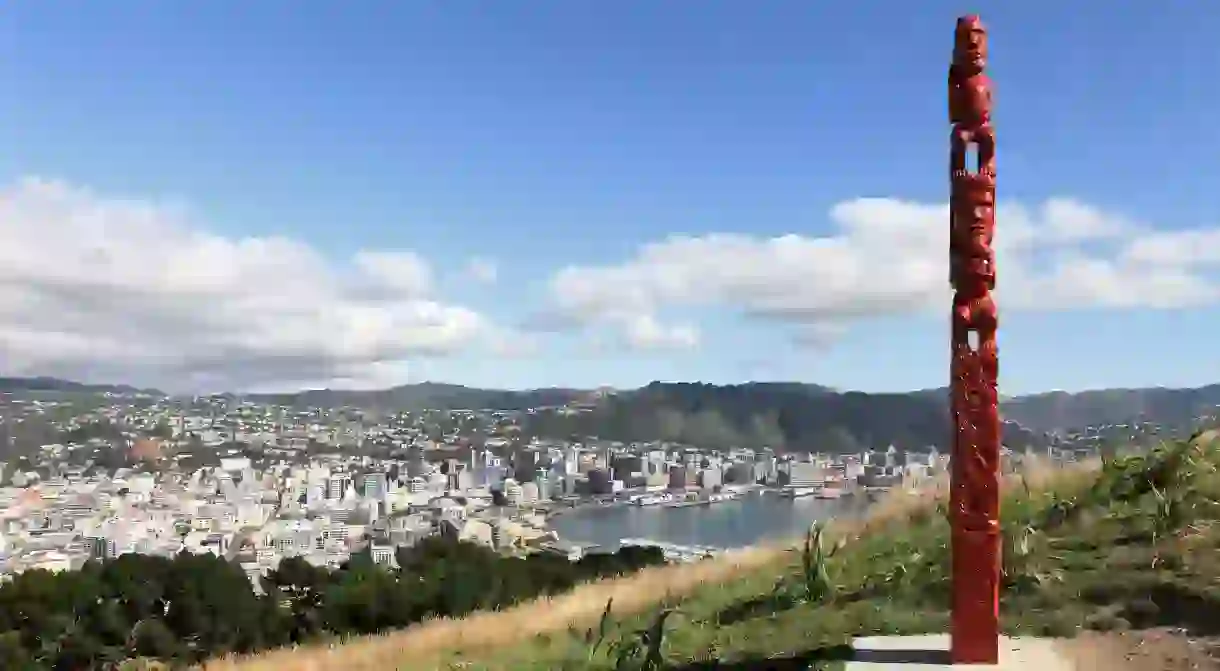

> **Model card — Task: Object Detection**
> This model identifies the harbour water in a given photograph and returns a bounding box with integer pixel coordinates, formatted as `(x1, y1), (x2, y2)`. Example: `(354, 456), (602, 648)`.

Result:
(549, 490), (871, 549)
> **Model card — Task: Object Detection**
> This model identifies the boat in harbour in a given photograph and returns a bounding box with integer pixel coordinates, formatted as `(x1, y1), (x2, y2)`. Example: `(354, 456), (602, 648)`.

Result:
(633, 493), (674, 506)
(663, 489), (742, 508)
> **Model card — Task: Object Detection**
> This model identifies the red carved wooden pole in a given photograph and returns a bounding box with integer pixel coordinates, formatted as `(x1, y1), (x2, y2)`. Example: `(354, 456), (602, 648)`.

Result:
(948, 15), (1001, 665)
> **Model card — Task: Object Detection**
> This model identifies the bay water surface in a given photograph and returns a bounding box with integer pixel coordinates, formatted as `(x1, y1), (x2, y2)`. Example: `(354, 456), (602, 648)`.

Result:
(549, 491), (872, 549)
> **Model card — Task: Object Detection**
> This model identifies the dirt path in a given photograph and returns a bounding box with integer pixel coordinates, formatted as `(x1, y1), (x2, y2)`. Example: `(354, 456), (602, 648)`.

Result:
(1059, 631), (1220, 670)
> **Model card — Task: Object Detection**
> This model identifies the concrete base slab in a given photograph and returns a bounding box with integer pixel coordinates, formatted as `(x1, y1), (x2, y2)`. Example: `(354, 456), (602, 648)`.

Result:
(846, 634), (1073, 669)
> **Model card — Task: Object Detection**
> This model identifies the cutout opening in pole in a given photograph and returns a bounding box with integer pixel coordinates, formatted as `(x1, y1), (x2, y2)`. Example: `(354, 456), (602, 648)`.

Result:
(965, 142), (980, 174)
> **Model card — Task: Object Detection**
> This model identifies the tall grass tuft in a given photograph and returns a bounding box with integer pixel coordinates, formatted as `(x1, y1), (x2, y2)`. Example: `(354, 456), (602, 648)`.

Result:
(800, 522), (836, 604)
(607, 606), (679, 671)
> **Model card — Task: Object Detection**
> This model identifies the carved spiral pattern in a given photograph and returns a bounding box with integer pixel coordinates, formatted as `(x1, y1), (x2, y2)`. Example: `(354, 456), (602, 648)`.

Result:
(948, 15), (1001, 665)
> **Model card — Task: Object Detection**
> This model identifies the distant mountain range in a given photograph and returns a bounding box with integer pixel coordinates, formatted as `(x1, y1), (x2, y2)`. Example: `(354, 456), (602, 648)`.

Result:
(0, 377), (165, 397)
(241, 382), (593, 414)
(4, 376), (1220, 445)
(1003, 385), (1220, 433)
(240, 381), (1220, 435)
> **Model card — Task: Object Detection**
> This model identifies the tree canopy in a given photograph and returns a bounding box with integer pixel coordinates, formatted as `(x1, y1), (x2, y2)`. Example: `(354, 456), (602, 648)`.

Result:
(0, 539), (664, 669)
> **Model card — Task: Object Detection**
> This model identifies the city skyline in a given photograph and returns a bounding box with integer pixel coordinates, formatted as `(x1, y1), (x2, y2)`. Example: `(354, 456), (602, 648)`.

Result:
(1, 3), (1218, 395)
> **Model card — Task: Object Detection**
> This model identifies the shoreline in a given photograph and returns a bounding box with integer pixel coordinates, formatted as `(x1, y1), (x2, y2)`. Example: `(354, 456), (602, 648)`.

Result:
(544, 486), (883, 551)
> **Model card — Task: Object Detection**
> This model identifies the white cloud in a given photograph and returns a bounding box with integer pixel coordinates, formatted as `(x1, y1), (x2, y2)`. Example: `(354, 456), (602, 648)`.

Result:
(621, 314), (699, 351)
(0, 177), (495, 392)
(465, 257), (499, 284)
(10, 176), (1212, 390)
(1039, 198), (1133, 243)
(548, 197), (1220, 347)
(352, 250), (432, 297)
(1121, 228), (1220, 267)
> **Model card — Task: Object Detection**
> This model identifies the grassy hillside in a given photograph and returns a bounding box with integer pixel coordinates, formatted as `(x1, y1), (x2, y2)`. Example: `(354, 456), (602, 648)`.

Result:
(204, 433), (1220, 670)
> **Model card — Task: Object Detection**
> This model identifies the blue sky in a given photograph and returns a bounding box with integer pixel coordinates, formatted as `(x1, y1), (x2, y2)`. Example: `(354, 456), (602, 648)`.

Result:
(0, 2), (1217, 395)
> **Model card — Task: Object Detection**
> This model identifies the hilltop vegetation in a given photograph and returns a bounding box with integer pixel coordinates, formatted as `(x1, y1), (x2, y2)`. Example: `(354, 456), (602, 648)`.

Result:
(0, 537), (663, 669)
(214, 433), (1220, 670)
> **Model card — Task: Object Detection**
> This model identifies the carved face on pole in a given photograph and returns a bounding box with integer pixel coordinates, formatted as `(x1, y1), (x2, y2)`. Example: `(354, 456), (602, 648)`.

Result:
(948, 14), (1000, 665)
(954, 16), (988, 73)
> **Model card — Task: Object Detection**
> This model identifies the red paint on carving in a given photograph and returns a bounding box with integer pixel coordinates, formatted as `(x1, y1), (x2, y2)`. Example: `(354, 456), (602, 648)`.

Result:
(948, 14), (1001, 665)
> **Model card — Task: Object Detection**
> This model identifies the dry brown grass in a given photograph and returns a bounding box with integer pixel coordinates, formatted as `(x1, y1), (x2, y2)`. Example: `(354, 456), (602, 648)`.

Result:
(833, 456), (1099, 541)
(203, 544), (787, 671)
(206, 458), (1101, 671)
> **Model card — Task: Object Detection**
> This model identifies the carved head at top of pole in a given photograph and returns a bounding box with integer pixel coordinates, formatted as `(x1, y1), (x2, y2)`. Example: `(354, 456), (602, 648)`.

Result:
(953, 15), (988, 75)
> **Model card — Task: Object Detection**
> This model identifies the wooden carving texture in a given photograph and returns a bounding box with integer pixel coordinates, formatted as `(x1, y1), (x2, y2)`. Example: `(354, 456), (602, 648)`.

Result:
(948, 14), (1001, 665)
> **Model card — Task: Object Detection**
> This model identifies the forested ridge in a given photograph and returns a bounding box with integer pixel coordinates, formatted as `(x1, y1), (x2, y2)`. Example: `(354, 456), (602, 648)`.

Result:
(512, 382), (1220, 451)
(516, 382), (948, 451)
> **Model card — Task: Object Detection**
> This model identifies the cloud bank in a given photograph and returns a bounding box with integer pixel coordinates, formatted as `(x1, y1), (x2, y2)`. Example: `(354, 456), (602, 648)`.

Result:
(0, 178), (493, 392)
(548, 198), (1220, 347)
(2, 176), (1217, 391)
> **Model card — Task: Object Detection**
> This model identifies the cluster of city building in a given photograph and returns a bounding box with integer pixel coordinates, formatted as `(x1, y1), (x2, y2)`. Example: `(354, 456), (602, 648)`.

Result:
(0, 393), (1101, 588)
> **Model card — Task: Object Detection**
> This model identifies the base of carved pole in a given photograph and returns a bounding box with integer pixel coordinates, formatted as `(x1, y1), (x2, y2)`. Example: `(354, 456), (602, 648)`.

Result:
(950, 526), (1001, 664)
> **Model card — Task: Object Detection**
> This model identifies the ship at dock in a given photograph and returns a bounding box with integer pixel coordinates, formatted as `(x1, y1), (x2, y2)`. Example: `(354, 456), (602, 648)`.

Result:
(631, 489), (744, 508)
(778, 484), (846, 499)
(778, 460), (852, 499)
(632, 492), (674, 507)
(663, 489), (741, 508)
